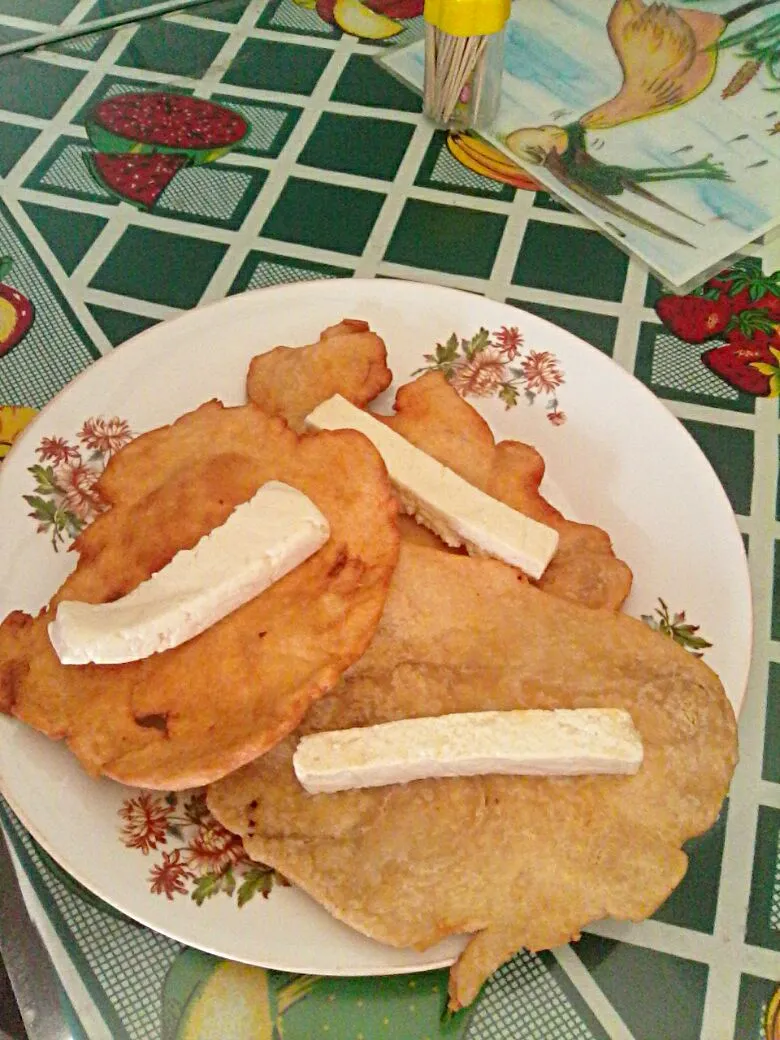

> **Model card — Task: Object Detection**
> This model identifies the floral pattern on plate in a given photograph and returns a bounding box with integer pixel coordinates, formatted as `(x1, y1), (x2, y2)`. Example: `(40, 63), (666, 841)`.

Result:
(24, 416), (132, 550)
(641, 598), (713, 657)
(415, 325), (566, 422)
(119, 789), (285, 906)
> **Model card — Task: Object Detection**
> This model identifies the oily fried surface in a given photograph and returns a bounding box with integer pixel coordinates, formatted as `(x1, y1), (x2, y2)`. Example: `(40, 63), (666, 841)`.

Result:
(380, 373), (632, 609)
(0, 401), (399, 790)
(246, 319), (392, 432)
(208, 543), (737, 1010)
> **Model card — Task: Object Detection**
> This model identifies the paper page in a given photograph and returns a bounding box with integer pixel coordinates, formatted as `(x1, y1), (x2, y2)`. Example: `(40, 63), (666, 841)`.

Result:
(381, 0), (780, 289)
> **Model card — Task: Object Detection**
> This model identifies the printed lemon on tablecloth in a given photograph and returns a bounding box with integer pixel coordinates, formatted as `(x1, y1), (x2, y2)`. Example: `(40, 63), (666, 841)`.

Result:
(161, 950), (470, 1040)
(766, 986), (780, 1040)
(164, 958), (317, 1040)
(0, 405), (37, 460)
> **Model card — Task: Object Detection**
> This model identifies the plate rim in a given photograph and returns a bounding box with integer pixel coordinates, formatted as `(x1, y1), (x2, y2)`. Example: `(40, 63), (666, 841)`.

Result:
(0, 276), (753, 976)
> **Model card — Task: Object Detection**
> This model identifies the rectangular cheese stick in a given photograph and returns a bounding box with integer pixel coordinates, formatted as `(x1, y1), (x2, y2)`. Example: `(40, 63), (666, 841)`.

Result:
(49, 481), (329, 665)
(305, 394), (558, 579)
(293, 708), (643, 793)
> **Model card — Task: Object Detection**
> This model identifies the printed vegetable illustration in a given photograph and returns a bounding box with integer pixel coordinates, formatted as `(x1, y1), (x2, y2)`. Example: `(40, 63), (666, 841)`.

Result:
(84, 93), (249, 210)
(0, 258), (34, 358)
(716, 6), (780, 97)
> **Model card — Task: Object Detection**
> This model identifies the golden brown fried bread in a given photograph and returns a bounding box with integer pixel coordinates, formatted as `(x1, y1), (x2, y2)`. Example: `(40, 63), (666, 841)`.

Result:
(208, 543), (737, 1010)
(381, 372), (632, 609)
(0, 401), (399, 789)
(246, 319), (392, 431)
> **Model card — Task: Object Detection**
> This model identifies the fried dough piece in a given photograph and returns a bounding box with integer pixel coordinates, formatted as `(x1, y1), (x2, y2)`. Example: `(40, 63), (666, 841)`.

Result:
(245, 325), (627, 607)
(380, 372), (632, 609)
(246, 319), (392, 432)
(208, 543), (737, 1010)
(0, 401), (399, 789)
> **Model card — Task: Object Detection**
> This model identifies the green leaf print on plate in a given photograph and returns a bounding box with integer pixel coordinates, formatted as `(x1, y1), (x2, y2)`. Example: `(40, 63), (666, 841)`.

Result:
(415, 325), (567, 422)
(118, 790), (286, 906)
(641, 598), (713, 657)
(24, 416), (133, 550)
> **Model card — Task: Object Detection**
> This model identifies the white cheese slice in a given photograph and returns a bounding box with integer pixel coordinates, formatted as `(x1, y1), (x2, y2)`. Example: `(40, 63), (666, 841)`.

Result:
(305, 394), (558, 579)
(293, 708), (643, 793)
(48, 480), (330, 666)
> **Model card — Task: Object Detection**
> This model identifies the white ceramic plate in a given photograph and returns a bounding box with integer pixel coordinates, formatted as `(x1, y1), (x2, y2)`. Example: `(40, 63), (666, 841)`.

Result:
(0, 279), (751, 975)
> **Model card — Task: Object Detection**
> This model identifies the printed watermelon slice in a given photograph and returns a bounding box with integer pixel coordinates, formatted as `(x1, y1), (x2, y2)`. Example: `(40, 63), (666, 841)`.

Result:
(87, 152), (188, 210)
(86, 92), (248, 165)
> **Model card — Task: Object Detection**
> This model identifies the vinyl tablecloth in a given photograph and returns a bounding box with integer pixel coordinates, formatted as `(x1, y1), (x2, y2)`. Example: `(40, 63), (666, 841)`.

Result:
(0, 1), (779, 1038)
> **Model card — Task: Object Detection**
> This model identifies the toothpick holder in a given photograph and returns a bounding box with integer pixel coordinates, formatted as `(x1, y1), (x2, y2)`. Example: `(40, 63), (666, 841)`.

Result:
(423, 0), (509, 131)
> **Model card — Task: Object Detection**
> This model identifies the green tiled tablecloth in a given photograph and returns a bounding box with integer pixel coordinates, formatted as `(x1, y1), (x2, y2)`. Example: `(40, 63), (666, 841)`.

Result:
(0, 1), (778, 1037)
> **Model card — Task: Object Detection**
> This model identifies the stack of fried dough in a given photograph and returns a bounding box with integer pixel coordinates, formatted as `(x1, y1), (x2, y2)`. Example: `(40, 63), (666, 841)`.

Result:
(0, 317), (738, 1010)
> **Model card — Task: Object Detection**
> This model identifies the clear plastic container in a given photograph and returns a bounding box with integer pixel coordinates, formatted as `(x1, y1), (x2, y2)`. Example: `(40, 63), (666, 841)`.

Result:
(422, 0), (509, 131)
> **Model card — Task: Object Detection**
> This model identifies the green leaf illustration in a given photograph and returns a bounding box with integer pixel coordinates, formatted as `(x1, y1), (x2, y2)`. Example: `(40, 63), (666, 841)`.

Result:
(463, 327), (490, 359)
(23, 494), (57, 519)
(62, 509), (84, 539)
(726, 255), (780, 297)
(222, 867), (236, 898)
(28, 464), (60, 495)
(192, 873), (224, 906)
(727, 307), (777, 334)
(728, 256), (763, 281)
(641, 598), (712, 657)
(498, 383), (519, 409)
(436, 333), (459, 364)
(237, 866), (276, 907)
(691, 284), (724, 300)
(412, 333), (462, 378)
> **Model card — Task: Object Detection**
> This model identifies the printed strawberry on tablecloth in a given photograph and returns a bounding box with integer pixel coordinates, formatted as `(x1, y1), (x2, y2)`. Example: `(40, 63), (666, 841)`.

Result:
(654, 257), (780, 397)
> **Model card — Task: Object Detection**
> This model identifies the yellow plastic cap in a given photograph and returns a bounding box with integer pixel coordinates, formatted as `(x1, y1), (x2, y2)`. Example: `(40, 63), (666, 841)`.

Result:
(424, 0), (510, 36)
